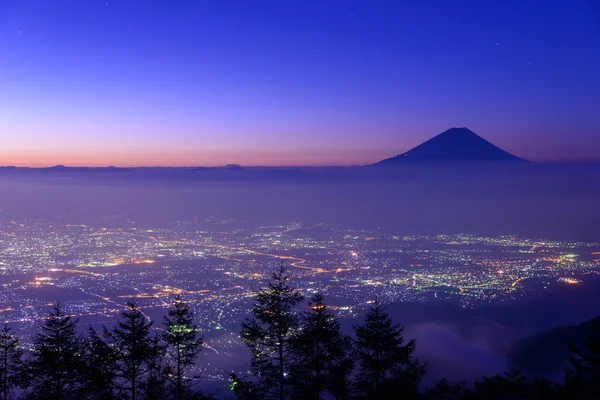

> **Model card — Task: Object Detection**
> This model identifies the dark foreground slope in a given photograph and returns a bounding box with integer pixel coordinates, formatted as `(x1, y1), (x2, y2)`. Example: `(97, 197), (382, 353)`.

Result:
(510, 314), (600, 375)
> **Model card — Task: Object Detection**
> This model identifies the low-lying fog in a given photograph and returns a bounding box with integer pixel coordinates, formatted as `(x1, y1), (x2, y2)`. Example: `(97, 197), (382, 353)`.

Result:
(1, 164), (599, 241)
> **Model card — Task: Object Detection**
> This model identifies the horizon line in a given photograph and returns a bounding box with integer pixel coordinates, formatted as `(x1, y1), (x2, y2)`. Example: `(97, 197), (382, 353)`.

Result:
(4, 160), (600, 169)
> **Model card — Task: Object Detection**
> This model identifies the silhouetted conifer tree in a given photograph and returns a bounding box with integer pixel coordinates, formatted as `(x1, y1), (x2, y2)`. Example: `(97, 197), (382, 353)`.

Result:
(424, 378), (467, 400)
(289, 293), (353, 400)
(140, 333), (169, 400)
(234, 263), (303, 400)
(465, 368), (561, 400)
(26, 303), (84, 400)
(103, 300), (158, 400)
(228, 374), (261, 400)
(565, 317), (600, 399)
(353, 299), (425, 399)
(163, 296), (203, 400)
(81, 326), (118, 400)
(0, 324), (24, 400)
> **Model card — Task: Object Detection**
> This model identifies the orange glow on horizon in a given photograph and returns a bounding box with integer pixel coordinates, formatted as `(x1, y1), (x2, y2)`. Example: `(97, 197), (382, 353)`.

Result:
(0, 145), (396, 168)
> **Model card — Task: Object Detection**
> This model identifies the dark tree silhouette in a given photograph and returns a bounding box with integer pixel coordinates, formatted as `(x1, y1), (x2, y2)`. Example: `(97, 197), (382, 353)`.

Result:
(103, 300), (159, 400)
(465, 368), (561, 400)
(140, 333), (169, 400)
(26, 304), (85, 400)
(228, 374), (261, 400)
(353, 299), (425, 399)
(289, 293), (353, 400)
(565, 317), (600, 399)
(0, 324), (24, 400)
(234, 263), (303, 400)
(424, 378), (468, 400)
(163, 296), (203, 400)
(80, 326), (118, 400)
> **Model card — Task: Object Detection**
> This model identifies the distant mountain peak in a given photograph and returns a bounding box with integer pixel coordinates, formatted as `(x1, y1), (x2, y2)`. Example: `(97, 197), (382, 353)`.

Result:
(374, 127), (526, 165)
(441, 127), (477, 136)
(45, 164), (68, 170)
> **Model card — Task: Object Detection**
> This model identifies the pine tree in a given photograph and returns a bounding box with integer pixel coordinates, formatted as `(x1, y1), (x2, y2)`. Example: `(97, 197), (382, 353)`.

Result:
(26, 303), (85, 400)
(353, 299), (425, 399)
(565, 317), (600, 398)
(425, 378), (467, 400)
(81, 326), (118, 400)
(103, 300), (159, 400)
(235, 263), (303, 400)
(140, 333), (169, 400)
(466, 368), (562, 400)
(0, 324), (24, 400)
(163, 296), (203, 400)
(289, 293), (353, 400)
(228, 373), (261, 400)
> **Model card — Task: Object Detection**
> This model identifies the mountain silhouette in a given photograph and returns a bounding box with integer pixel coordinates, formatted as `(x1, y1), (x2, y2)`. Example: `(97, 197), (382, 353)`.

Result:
(374, 127), (526, 165)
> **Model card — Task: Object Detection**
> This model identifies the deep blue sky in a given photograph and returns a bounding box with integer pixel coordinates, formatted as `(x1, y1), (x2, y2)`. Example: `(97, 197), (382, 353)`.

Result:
(1, 0), (599, 166)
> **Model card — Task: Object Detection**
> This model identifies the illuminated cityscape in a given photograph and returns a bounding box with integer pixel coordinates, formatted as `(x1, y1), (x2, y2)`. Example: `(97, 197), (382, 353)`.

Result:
(2, 219), (599, 315)
(1, 217), (599, 381)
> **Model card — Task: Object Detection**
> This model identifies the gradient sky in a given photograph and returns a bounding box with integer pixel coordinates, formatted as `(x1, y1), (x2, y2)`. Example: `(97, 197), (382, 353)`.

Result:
(1, 0), (599, 166)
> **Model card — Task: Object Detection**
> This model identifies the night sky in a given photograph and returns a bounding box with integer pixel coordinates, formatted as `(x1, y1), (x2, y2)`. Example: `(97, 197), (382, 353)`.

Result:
(1, 0), (599, 166)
